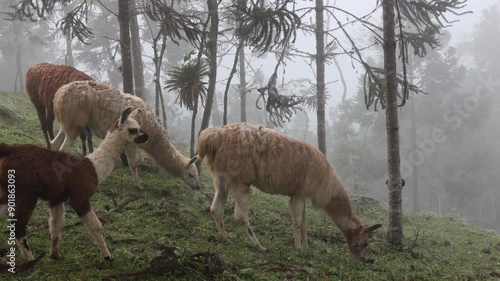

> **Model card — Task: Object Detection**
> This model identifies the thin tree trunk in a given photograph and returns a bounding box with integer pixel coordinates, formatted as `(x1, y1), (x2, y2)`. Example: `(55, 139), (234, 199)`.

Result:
(383, 0), (403, 246)
(315, 0), (326, 155)
(190, 109), (197, 157)
(118, 0), (134, 95)
(223, 42), (243, 125)
(65, 33), (74, 66)
(14, 22), (24, 93)
(129, 0), (146, 100)
(302, 111), (309, 141)
(199, 0), (218, 131)
(239, 39), (247, 122)
(333, 56), (347, 102)
(15, 45), (23, 92)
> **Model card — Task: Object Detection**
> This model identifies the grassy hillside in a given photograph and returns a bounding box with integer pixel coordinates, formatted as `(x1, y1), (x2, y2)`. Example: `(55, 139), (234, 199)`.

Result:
(0, 90), (499, 280)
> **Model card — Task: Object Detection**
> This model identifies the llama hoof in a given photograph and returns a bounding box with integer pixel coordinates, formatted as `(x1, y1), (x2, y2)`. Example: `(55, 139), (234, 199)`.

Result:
(104, 256), (113, 262)
(257, 246), (269, 253)
(362, 257), (375, 264)
(50, 253), (59, 260)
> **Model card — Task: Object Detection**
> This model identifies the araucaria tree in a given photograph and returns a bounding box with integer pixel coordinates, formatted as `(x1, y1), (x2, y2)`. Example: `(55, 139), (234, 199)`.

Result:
(376, 0), (469, 246)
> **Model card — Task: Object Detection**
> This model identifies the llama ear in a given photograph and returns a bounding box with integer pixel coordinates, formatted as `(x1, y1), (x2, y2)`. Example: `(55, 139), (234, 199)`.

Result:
(363, 224), (382, 234)
(120, 107), (134, 124)
(129, 108), (142, 119)
(186, 156), (198, 168)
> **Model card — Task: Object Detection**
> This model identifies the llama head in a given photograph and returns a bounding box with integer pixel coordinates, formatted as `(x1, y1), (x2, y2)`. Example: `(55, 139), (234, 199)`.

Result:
(115, 107), (149, 144)
(182, 156), (201, 190)
(345, 223), (382, 261)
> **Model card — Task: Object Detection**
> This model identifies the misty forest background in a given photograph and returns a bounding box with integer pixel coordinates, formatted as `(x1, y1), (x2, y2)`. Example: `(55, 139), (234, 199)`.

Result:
(0, 0), (500, 236)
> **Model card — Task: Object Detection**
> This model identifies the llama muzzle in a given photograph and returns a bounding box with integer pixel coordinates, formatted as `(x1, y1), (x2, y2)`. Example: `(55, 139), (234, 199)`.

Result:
(134, 132), (149, 144)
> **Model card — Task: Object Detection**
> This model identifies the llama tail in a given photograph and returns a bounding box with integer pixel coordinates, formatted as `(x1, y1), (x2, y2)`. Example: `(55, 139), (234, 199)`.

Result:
(197, 127), (223, 161)
(0, 144), (14, 158)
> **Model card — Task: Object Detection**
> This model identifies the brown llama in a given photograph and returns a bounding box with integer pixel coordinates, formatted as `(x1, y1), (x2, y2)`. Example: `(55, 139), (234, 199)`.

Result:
(197, 123), (382, 260)
(25, 62), (94, 154)
(0, 107), (149, 261)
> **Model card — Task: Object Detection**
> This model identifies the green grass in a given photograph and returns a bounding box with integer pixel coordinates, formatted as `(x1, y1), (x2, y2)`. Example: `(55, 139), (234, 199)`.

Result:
(0, 90), (499, 280)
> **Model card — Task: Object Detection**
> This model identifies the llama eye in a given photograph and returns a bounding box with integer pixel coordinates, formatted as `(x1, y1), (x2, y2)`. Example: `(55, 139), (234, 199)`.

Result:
(189, 173), (195, 178)
(128, 128), (138, 134)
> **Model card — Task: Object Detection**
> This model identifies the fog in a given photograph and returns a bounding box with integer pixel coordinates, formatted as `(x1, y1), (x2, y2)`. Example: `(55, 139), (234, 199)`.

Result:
(1, 0), (499, 231)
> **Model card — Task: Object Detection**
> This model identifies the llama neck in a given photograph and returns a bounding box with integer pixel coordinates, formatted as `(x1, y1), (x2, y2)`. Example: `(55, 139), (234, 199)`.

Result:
(142, 131), (188, 177)
(324, 186), (363, 236)
(87, 131), (126, 184)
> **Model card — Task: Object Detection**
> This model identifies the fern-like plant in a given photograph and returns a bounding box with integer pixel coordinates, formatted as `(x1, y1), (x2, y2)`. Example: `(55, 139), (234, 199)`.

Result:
(165, 60), (209, 156)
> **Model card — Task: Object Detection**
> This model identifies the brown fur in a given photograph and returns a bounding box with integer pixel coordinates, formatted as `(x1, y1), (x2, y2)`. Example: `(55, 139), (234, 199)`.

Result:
(197, 123), (381, 259)
(0, 144), (97, 247)
(0, 108), (147, 261)
(25, 62), (94, 152)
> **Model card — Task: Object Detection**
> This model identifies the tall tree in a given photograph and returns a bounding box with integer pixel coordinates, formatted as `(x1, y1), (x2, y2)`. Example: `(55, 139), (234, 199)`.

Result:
(129, 0), (146, 100)
(239, 39), (247, 122)
(315, 0), (326, 155)
(382, 0), (403, 246)
(118, 0), (134, 95)
(199, 0), (219, 131)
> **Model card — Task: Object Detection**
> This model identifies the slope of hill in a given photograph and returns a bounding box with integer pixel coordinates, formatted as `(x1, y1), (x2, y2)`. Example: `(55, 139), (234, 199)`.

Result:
(0, 90), (499, 280)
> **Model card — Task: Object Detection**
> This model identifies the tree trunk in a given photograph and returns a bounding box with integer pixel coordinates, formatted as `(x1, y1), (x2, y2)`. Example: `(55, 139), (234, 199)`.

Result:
(65, 33), (74, 66)
(383, 0), (403, 246)
(14, 22), (24, 93)
(223, 41), (243, 125)
(315, 0), (326, 155)
(239, 39), (247, 122)
(129, 0), (146, 100)
(118, 0), (134, 95)
(199, 0), (218, 131)
(190, 109), (197, 157)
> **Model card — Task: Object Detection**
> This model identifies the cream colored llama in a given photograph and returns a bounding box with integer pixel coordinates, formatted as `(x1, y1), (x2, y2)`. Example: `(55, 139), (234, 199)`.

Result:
(197, 123), (382, 260)
(0, 107), (148, 261)
(50, 80), (200, 190)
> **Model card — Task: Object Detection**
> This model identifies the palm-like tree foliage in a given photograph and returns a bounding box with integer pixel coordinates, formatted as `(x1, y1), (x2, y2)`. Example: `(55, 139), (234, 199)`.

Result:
(165, 61), (209, 111)
(165, 60), (209, 157)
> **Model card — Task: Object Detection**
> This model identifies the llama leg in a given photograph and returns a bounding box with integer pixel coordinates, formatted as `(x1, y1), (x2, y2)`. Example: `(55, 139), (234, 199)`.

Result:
(0, 203), (7, 217)
(34, 104), (51, 149)
(80, 209), (112, 260)
(15, 199), (37, 261)
(87, 127), (94, 153)
(290, 196), (308, 251)
(80, 130), (87, 155)
(59, 128), (79, 152)
(210, 176), (228, 238)
(124, 145), (143, 189)
(47, 113), (55, 140)
(51, 128), (65, 151)
(232, 184), (266, 252)
(48, 203), (65, 259)
(301, 203), (309, 250)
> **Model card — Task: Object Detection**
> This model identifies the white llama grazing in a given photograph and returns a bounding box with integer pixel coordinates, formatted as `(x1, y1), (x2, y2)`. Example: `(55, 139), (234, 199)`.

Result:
(197, 123), (382, 260)
(50, 80), (200, 190)
(0, 107), (149, 261)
